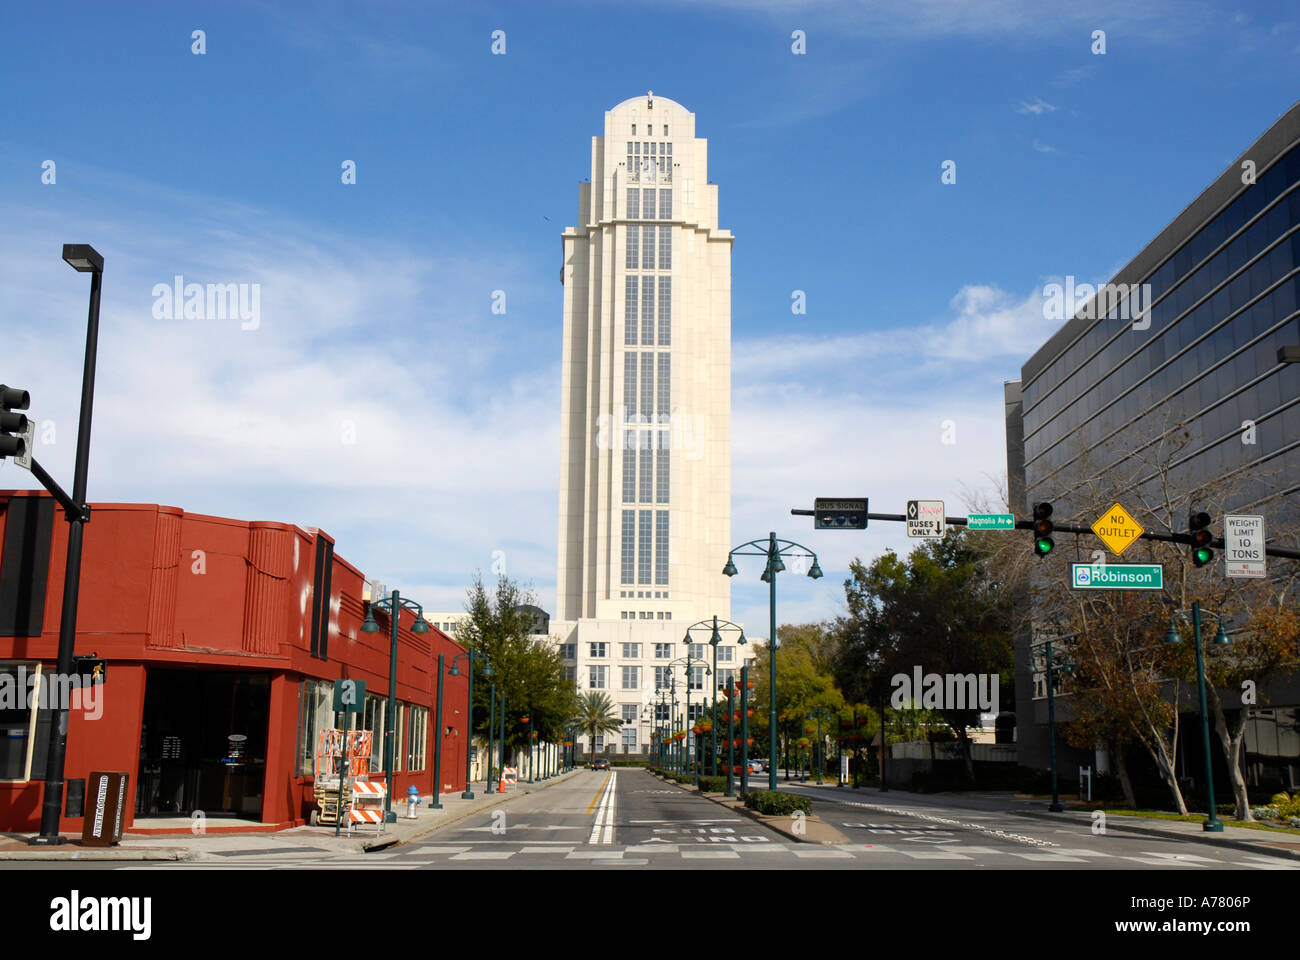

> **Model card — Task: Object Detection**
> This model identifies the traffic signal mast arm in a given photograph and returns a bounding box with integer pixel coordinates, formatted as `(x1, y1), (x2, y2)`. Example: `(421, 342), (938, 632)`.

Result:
(789, 508), (1300, 559)
(27, 458), (89, 522)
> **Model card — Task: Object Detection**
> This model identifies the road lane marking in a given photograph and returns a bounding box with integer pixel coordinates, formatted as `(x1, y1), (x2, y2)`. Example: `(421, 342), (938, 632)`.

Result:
(586, 772), (612, 814)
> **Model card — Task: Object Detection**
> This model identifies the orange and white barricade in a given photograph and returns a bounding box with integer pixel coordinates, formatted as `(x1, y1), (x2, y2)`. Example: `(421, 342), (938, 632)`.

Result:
(347, 779), (386, 836)
(500, 767), (518, 790)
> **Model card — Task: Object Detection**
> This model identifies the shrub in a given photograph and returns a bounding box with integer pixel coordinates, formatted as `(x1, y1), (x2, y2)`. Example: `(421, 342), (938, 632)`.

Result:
(1269, 792), (1300, 817)
(744, 790), (812, 817)
(696, 776), (729, 793)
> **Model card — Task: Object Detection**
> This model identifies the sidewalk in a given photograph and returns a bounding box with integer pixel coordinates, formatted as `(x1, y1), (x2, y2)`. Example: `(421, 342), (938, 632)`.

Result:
(783, 780), (1300, 862)
(0, 770), (581, 862)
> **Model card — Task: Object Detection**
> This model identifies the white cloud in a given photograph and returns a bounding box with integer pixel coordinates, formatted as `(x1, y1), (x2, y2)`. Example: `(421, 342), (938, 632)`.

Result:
(1015, 97), (1057, 115)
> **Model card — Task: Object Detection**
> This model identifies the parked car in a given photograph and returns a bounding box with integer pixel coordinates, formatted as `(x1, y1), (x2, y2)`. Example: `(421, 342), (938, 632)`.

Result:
(591, 757), (611, 770)
(746, 759), (764, 773)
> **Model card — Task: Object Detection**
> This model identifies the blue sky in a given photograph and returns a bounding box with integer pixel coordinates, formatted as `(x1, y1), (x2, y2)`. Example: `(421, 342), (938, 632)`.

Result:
(2, 0), (1298, 634)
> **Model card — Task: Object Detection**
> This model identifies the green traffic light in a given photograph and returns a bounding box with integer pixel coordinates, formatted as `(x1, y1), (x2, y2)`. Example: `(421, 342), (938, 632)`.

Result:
(1193, 547), (1213, 567)
(1035, 537), (1054, 556)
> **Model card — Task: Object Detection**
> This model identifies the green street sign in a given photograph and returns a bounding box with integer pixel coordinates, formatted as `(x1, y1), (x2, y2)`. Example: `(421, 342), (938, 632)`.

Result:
(968, 513), (1014, 530)
(1071, 563), (1163, 590)
(332, 678), (366, 712)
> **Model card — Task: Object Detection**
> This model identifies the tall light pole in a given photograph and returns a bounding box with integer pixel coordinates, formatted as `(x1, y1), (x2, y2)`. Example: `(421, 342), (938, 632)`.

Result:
(28, 245), (104, 846)
(361, 589), (431, 822)
(668, 655), (710, 786)
(809, 706), (832, 784)
(1166, 603), (1232, 832)
(683, 616), (745, 777)
(448, 649), (492, 799)
(724, 532), (823, 791)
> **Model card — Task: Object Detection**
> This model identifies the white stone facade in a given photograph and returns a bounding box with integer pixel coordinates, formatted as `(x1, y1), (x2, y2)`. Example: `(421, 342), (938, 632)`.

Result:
(553, 93), (735, 754)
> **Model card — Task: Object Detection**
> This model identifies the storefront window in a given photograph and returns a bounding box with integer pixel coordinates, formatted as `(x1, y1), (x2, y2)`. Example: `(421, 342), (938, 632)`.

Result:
(297, 679), (334, 777)
(363, 694), (386, 773)
(407, 706), (428, 772)
(0, 662), (45, 782)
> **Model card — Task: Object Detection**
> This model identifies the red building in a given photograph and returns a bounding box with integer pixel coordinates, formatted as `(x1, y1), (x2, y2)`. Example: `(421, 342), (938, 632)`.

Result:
(0, 491), (468, 834)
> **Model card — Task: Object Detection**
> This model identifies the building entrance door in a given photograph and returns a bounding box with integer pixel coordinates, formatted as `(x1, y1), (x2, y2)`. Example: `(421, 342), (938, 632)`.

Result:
(137, 669), (270, 819)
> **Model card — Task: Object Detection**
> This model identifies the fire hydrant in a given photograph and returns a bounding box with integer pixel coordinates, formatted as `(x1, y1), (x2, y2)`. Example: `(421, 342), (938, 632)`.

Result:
(406, 785), (421, 819)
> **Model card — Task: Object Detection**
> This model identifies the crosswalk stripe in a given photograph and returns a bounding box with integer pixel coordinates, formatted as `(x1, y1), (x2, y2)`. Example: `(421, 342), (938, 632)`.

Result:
(681, 850), (740, 859)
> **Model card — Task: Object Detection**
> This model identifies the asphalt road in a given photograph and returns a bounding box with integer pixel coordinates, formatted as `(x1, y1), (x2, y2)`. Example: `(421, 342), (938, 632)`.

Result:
(35, 768), (1294, 871)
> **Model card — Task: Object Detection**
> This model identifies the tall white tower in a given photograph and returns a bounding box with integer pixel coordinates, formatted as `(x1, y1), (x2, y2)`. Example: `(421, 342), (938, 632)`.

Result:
(552, 94), (736, 755)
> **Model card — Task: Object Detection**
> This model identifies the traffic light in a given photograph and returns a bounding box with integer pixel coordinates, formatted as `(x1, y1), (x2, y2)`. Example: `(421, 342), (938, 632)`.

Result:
(814, 498), (868, 530)
(1188, 511), (1214, 567)
(0, 385), (31, 461)
(1032, 502), (1055, 557)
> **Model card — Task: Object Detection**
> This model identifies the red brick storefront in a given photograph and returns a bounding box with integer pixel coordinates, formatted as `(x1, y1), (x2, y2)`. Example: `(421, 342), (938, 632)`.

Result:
(0, 491), (467, 834)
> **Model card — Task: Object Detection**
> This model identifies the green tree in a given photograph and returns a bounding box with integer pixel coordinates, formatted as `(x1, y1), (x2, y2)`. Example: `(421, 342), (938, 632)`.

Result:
(748, 623), (846, 772)
(574, 691), (623, 759)
(459, 574), (577, 761)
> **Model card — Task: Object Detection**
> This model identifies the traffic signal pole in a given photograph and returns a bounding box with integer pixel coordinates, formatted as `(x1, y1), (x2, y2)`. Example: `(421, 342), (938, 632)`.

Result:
(789, 509), (1300, 559)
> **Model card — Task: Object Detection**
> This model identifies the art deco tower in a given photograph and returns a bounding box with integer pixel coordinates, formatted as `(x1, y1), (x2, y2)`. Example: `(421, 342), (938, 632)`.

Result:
(556, 93), (733, 628)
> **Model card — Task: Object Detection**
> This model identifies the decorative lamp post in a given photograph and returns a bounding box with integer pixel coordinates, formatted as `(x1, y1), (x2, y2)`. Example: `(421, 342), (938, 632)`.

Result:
(724, 532), (823, 791)
(447, 648), (492, 799)
(809, 706), (832, 784)
(1165, 603), (1232, 832)
(683, 616), (745, 777)
(361, 588), (431, 822)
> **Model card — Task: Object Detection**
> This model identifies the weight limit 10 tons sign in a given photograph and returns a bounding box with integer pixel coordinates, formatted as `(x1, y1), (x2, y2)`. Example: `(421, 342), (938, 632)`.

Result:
(1224, 514), (1266, 579)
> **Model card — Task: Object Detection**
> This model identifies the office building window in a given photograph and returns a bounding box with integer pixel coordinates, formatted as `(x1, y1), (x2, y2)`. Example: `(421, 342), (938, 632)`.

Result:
(560, 644), (576, 660)
(655, 643), (671, 658)
(638, 511), (652, 584)
(589, 666), (607, 689)
(624, 275), (638, 346)
(689, 666), (705, 690)
(621, 510), (635, 584)
(622, 704), (639, 724)
(622, 431), (636, 502)
(590, 642), (607, 658)
(641, 278), (655, 346)
(658, 227), (671, 271)
(622, 643), (640, 658)
(688, 703), (705, 720)
(657, 354), (670, 416)
(654, 666), (671, 690)
(718, 646), (734, 662)
(640, 352), (654, 417)
(621, 727), (638, 749)
(655, 511), (669, 585)
(563, 665), (576, 684)
(657, 275), (671, 344)
(592, 734), (604, 751)
(626, 187), (640, 220)
(688, 643), (706, 661)
(642, 224), (655, 270)
(656, 437), (669, 503)
(639, 441), (653, 503)
(626, 223), (639, 269)
(717, 668), (735, 690)
(643, 185), (656, 219)
(623, 353), (637, 417)
(622, 666), (640, 689)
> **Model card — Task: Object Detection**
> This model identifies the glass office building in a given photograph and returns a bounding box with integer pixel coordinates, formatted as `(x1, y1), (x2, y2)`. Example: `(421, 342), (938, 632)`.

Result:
(1006, 101), (1300, 788)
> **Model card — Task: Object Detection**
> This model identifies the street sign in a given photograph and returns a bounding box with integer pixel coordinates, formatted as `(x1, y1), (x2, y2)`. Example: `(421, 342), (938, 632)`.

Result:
(73, 656), (106, 685)
(906, 500), (945, 538)
(1224, 515), (1266, 579)
(1071, 563), (1163, 590)
(333, 678), (366, 712)
(14, 417), (34, 470)
(1091, 502), (1144, 557)
(968, 513), (1014, 530)
(814, 498), (868, 530)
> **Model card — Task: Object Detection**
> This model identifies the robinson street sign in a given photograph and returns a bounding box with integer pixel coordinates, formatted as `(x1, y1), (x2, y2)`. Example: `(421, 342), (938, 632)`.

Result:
(906, 500), (944, 538)
(1091, 501), (1144, 557)
(967, 513), (1014, 530)
(1071, 563), (1163, 591)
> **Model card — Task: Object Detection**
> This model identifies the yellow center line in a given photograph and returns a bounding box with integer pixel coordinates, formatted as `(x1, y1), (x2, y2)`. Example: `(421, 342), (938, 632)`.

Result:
(585, 771), (612, 814)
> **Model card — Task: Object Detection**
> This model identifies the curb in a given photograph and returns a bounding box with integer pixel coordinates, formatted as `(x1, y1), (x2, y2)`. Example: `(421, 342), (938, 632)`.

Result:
(1013, 808), (1300, 862)
(0, 846), (191, 862)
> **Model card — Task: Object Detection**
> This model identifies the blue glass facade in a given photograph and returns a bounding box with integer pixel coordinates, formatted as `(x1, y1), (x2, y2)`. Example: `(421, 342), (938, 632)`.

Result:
(1021, 143), (1300, 517)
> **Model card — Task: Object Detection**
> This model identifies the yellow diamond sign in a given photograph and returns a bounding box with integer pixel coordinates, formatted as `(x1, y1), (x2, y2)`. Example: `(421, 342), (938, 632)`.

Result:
(1091, 502), (1144, 557)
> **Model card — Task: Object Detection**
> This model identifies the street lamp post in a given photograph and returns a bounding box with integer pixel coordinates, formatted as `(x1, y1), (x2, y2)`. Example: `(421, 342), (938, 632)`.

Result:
(1030, 635), (1074, 813)
(1166, 602), (1232, 832)
(668, 655), (711, 786)
(448, 649), (492, 799)
(810, 706), (831, 784)
(724, 532), (823, 791)
(361, 589), (431, 822)
(431, 653), (445, 809)
(486, 682), (496, 794)
(683, 616), (745, 777)
(29, 244), (105, 846)
(724, 682), (736, 797)
(740, 664), (750, 796)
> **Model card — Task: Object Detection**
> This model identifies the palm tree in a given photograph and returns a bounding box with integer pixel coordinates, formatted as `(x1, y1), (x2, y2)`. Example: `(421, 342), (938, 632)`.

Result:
(575, 691), (623, 764)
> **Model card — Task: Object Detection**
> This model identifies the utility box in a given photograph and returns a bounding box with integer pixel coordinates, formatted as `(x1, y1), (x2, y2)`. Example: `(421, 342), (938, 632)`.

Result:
(81, 771), (129, 846)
